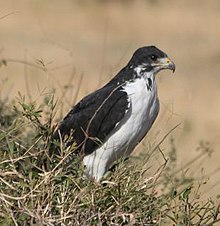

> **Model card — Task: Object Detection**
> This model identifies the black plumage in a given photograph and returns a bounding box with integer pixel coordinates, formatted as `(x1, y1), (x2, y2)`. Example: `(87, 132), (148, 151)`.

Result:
(53, 84), (129, 155)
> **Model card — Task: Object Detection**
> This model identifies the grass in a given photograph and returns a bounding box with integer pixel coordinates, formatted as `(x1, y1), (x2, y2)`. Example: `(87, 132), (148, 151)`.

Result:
(0, 91), (219, 226)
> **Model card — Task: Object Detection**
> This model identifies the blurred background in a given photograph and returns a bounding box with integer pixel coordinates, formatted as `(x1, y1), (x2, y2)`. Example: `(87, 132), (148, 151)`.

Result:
(0, 0), (220, 197)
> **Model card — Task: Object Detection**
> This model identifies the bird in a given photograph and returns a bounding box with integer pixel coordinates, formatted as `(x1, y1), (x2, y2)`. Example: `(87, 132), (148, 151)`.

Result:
(52, 46), (175, 181)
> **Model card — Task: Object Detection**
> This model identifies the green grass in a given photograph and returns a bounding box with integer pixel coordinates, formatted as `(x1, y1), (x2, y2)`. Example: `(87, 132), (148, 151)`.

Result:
(0, 94), (219, 226)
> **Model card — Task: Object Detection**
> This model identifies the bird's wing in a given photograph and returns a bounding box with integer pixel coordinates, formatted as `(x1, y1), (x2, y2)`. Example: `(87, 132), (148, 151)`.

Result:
(53, 85), (130, 155)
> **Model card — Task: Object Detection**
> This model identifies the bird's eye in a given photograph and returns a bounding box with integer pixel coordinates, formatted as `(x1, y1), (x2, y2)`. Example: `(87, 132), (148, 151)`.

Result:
(150, 55), (157, 61)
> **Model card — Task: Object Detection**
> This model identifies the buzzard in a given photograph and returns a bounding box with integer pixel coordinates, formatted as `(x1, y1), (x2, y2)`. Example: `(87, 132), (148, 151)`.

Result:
(52, 46), (175, 180)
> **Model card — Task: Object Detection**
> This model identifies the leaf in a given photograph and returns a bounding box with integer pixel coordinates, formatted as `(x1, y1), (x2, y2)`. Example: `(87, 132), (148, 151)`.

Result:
(180, 186), (192, 200)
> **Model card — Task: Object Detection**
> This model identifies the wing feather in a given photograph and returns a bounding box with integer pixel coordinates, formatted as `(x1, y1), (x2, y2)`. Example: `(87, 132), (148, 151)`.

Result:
(53, 85), (129, 155)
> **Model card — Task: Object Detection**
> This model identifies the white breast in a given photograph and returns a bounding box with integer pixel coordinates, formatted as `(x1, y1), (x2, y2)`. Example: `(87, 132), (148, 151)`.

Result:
(83, 76), (159, 180)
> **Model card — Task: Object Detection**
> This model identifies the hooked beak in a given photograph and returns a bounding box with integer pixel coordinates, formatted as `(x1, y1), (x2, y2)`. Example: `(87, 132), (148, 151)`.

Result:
(153, 57), (175, 73)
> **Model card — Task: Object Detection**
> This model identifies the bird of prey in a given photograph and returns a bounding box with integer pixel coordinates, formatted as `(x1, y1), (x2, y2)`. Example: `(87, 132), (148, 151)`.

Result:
(52, 46), (175, 181)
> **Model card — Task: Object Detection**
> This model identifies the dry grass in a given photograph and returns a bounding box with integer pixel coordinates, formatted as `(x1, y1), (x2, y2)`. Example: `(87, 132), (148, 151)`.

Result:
(0, 89), (219, 225)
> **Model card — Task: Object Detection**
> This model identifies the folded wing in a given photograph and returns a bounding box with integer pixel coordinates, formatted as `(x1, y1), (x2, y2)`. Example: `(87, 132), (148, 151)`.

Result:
(53, 85), (130, 155)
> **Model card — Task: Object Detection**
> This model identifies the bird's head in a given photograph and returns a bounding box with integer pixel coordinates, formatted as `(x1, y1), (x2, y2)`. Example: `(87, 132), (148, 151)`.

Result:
(128, 46), (175, 75)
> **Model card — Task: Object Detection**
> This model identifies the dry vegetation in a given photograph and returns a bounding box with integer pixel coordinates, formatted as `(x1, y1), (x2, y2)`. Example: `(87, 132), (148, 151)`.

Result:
(0, 94), (219, 225)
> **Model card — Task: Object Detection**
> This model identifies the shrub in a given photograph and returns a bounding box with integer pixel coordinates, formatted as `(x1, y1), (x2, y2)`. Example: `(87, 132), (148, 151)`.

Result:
(0, 95), (219, 225)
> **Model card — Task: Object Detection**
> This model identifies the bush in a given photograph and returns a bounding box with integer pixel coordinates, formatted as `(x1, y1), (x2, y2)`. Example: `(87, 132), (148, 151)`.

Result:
(0, 95), (219, 225)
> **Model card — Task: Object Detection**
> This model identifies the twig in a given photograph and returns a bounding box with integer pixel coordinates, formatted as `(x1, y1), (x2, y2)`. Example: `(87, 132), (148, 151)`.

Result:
(1, 58), (47, 71)
(144, 123), (181, 163)
(0, 11), (19, 20)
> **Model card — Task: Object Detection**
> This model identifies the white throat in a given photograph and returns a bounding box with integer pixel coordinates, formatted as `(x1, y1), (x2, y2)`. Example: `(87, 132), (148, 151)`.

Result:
(134, 65), (156, 90)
